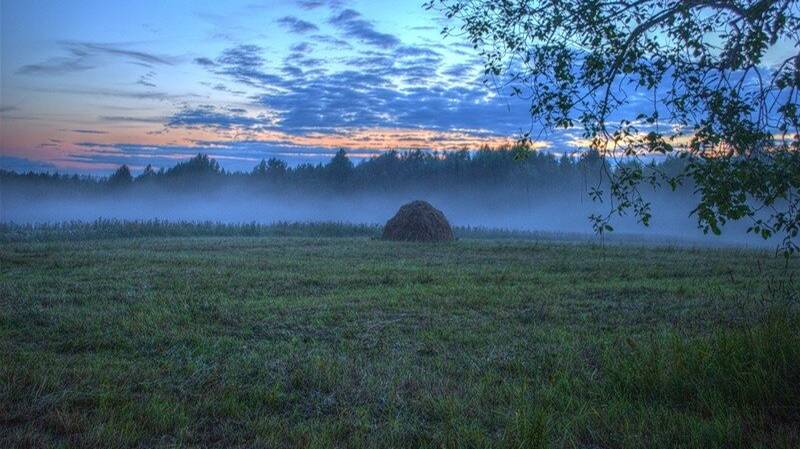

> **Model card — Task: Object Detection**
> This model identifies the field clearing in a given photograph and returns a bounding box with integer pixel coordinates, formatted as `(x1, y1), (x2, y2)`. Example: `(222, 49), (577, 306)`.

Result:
(1, 230), (799, 448)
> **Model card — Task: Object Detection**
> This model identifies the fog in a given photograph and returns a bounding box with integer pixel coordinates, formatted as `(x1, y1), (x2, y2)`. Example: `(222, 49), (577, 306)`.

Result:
(0, 184), (777, 248)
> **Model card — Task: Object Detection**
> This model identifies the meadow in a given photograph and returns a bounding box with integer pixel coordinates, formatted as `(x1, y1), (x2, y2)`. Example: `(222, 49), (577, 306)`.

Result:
(1, 222), (799, 448)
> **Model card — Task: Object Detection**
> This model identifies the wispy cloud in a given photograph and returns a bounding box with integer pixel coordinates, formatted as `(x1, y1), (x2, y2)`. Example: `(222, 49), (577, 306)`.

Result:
(166, 105), (269, 129)
(17, 58), (95, 75)
(217, 44), (264, 67)
(194, 57), (216, 67)
(328, 9), (399, 48)
(442, 63), (476, 78)
(70, 129), (109, 134)
(296, 0), (348, 10)
(290, 42), (313, 53)
(136, 71), (157, 88)
(31, 87), (197, 101)
(277, 16), (319, 34)
(99, 115), (168, 123)
(202, 45), (289, 89)
(17, 41), (176, 76)
(70, 42), (176, 66)
(310, 34), (352, 49)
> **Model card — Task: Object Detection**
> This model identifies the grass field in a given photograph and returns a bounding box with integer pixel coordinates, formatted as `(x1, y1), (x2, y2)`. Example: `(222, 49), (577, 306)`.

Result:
(0, 219), (762, 247)
(2, 225), (799, 448)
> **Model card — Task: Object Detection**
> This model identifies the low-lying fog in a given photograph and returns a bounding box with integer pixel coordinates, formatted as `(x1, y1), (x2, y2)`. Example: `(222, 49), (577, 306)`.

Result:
(0, 185), (777, 248)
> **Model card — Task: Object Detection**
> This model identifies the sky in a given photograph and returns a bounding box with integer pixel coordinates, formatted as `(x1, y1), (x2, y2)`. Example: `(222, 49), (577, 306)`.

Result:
(0, 0), (565, 174)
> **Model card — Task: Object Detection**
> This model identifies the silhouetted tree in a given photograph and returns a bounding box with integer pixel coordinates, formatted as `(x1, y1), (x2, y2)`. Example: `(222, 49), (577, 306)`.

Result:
(108, 165), (133, 187)
(252, 160), (268, 176)
(166, 154), (222, 177)
(426, 0), (800, 252)
(266, 158), (287, 179)
(137, 164), (157, 182)
(326, 149), (354, 190)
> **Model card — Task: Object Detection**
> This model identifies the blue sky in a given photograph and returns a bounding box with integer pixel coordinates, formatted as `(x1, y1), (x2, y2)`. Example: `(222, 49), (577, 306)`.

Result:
(0, 0), (554, 174)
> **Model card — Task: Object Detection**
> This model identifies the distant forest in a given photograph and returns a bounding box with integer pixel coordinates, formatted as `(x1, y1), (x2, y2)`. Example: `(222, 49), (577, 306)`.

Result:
(1, 146), (692, 197)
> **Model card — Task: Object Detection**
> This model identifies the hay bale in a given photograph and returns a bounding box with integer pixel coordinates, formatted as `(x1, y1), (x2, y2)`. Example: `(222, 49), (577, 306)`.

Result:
(382, 200), (454, 242)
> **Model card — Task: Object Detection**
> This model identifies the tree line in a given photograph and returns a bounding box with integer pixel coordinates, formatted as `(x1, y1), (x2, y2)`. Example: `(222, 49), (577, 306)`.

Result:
(0, 146), (692, 197)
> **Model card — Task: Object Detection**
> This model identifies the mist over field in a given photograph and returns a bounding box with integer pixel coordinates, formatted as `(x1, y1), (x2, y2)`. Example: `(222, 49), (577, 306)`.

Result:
(0, 181), (773, 247)
(2, 147), (783, 248)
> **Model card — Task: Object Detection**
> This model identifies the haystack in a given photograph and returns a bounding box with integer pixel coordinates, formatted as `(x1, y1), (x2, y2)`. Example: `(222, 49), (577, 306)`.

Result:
(382, 200), (454, 242)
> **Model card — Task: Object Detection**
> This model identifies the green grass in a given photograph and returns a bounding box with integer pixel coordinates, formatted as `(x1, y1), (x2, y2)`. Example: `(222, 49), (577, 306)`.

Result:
(1, 228), (798, 448)
(0, 219), (733, 247)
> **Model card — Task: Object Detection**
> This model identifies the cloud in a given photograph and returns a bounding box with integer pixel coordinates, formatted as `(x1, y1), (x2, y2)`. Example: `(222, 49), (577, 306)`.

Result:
(277, 16), (319, 34)
(301, 59), (327, 68)
(442, 63), (476, 78)
(71, 42), (175, 66)
(136, 71), (157, 88)
(218, 68), (285, 89)
(31, 87), (196, 101)
(253, 68), (531, 135)
(17, 58), (95, 75)
(297, 0), (347, 10)
(328, 9), (399, 48)
(341, 46), (444, 84)
(17, 41), (175, 76)
(74, 142), (118, 148)
(70, 129), (109, 134)
(290, 42), (313, 53)
(217, 44), (264, 67)
(194, 57), (216, 67)
(282, 65), (304, 77)
(297, 0), (325, 8)
(211, 45), (282, 87)
(99, 115), (168, 123)
(166, 105), (267, 130)
(199, 82), (246, 95)
(206, 45), (287, 89)
(393, 45), (441, 59)
(345, 54), (394, 69)
(197, 40), (529, 138)
(310, 34), (352, 49)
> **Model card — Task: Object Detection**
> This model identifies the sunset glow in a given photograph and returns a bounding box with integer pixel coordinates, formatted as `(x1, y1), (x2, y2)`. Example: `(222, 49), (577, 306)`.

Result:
(0, 0), (545, 173)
